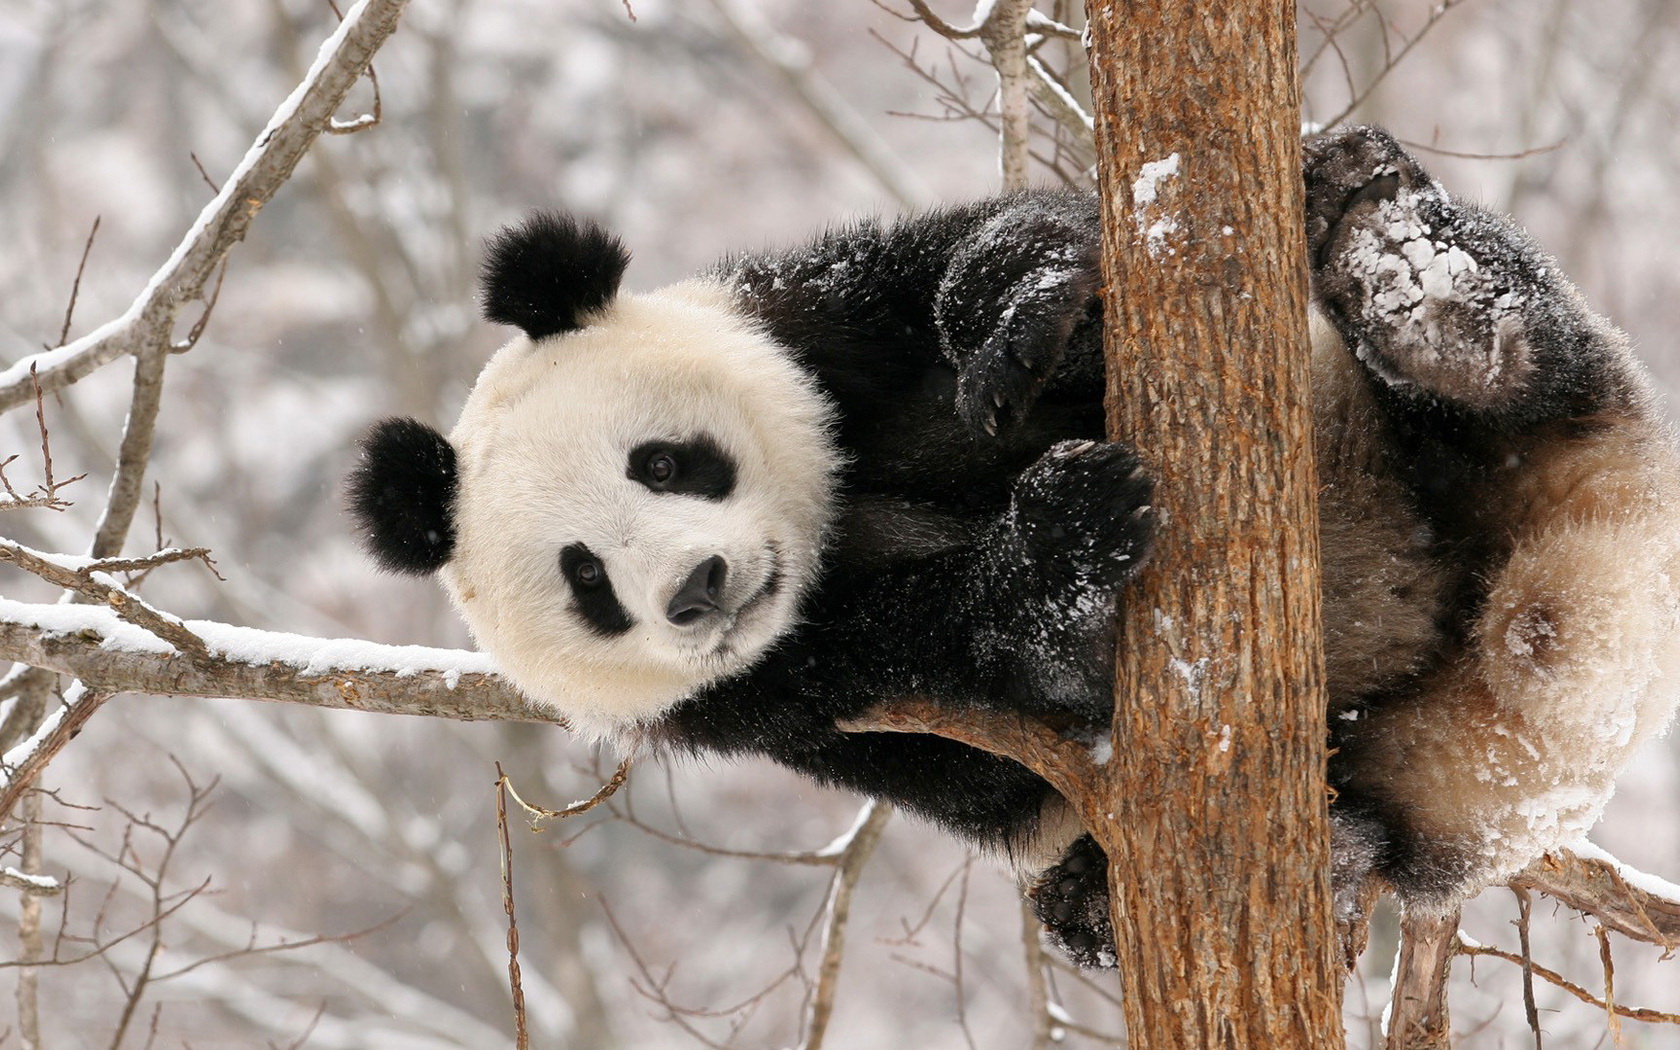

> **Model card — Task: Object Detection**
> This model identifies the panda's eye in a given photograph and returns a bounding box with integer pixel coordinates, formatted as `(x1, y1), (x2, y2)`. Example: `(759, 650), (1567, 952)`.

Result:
(558, 543), (632, 637)
(628, 438), (736, 500)
(646, 451), (678, 485)
(573, 558), (604, 588)
(560, 545), (608, 590)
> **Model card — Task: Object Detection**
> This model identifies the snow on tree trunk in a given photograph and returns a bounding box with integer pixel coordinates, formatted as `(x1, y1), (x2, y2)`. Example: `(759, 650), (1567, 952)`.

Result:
(1084, 3), (1345, 1046)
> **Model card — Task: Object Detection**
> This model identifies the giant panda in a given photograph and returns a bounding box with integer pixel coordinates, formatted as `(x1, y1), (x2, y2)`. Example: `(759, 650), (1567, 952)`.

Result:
(346, 126), (1680, 967)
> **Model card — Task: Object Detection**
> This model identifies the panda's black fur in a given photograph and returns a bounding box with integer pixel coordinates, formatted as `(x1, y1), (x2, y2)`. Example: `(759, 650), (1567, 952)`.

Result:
(347, 127), (1680, 968)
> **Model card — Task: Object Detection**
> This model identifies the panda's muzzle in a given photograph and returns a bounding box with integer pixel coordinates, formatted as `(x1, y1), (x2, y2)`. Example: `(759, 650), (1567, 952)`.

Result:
(667, 555), (728, 626)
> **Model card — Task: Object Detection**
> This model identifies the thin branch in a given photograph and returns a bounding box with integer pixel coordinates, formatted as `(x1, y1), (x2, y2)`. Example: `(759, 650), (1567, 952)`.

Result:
(1, 684), (114, 823)
(839, 698), (1099, 813)
(495, 766), (530, 1050)
(1513, 846), (1680, 950)
(1318, 0), (1471, 130)
(0, 0), (414, 416)
(1021, 899), (1055, 1050)
(1595, 925), (1622, 1042)
(504, 757), (632, 825)
(1515, 887), (1542, 1048)
(800, 801), (890, 1049)
(1456, 934), (1680, 1026)
(0, 367), (86, 512)
(48, 217), (101, 350)
(324, 0), (383, 133)
(0, 540), (210, 658)
(706, 0), (927, 208)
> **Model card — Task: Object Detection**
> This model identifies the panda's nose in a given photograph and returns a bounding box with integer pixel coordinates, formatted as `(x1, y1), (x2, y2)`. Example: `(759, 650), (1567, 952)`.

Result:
(667, 556), (728, 626)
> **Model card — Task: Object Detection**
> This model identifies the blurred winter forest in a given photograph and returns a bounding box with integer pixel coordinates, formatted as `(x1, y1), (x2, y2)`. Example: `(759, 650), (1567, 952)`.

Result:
(2, 0), (1679, 1046)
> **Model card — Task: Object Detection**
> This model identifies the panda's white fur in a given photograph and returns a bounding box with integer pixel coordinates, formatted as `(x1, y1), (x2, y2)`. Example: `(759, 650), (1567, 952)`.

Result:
(443, 279), (838, 737)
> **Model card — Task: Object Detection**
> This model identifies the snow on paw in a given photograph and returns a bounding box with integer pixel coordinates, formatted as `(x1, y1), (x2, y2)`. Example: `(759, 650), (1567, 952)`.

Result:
(953, 264), (1099, 437)
(1009, 440), (1155, 589)
(1307, 127), (1535, 408)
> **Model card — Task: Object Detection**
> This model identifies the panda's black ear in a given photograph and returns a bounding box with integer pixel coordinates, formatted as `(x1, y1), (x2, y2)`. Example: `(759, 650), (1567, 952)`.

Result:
(346, 418), (459, 575)
(480, 212), (631, 340)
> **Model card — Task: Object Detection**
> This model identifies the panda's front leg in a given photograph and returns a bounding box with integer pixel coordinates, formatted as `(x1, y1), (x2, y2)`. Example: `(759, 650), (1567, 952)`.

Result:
(934, 193), (1103, 436)
(1306, 126), (1603, 417)
(977, 439), (1156, 720)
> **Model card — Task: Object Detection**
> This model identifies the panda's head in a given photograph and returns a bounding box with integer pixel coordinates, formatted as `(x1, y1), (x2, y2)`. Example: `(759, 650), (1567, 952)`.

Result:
(347, 214), (838, 737)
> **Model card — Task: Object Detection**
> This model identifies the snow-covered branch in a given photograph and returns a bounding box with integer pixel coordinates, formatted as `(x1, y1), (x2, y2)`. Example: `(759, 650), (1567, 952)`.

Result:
(0, 600), (550, 725)
(0, 0), (411, 416)
(1514, 843), (1680, 948)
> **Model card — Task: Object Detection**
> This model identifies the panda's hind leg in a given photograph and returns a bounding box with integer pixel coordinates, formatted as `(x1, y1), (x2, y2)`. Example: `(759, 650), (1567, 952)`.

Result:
(1306, 126), (1617, 420)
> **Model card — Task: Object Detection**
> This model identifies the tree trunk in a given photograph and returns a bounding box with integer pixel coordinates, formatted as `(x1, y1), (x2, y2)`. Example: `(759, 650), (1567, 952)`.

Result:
(1083, 4), (1343, 1046)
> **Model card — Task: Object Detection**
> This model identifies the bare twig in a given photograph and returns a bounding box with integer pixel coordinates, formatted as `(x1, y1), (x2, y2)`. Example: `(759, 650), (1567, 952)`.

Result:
(1515, 887), (1542, 1049)
(1021, 899), (1054, 1050)
(494, 765), (530, 1050)
(0, 367), (86, 512)
(1317, 1), (1472, 130)
(1, 684), (115, 823)
(706, 0), (927, 207)
(1595, 925), (1622, 1041)
(1456, 934), (1680, 1026)
(48, 217), (101, 350)
(503, 757), (632, 825)
(0, 540), (210, 658)
(0, 0), (413, 416)
(800, 800), (890, 1050)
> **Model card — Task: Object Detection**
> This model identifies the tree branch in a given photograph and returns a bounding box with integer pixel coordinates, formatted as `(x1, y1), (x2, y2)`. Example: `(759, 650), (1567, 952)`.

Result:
(1513, 845), (1680, 949)
(0, 0), (412, 416)
(0, 600), (551, 726)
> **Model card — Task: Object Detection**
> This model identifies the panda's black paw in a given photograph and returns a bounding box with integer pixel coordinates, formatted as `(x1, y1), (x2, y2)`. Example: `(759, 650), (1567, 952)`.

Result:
(1010, 440), (1154, 588)
(951, 265), (1100, 438)
(1029, 834), (1116, 969)
(1305, 126), (1545, 410)
(1303, 125), (1431, 267)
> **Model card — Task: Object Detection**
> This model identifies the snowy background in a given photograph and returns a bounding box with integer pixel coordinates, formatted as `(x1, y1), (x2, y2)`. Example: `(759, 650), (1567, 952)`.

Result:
(1, 0), (1678, 1046)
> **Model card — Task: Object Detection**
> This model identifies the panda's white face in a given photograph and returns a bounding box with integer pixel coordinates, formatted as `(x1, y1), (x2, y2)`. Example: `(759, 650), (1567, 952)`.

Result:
(443, 280), (837, 738)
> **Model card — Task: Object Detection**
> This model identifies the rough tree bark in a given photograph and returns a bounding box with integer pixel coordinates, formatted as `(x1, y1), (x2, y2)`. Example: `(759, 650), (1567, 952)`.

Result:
(1084, 3), (1344, 1046)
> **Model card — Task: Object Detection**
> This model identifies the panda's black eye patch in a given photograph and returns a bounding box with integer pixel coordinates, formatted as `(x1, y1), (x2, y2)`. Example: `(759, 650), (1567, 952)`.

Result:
(559, 543), (632, 636)
(628, 437), (737, 500)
